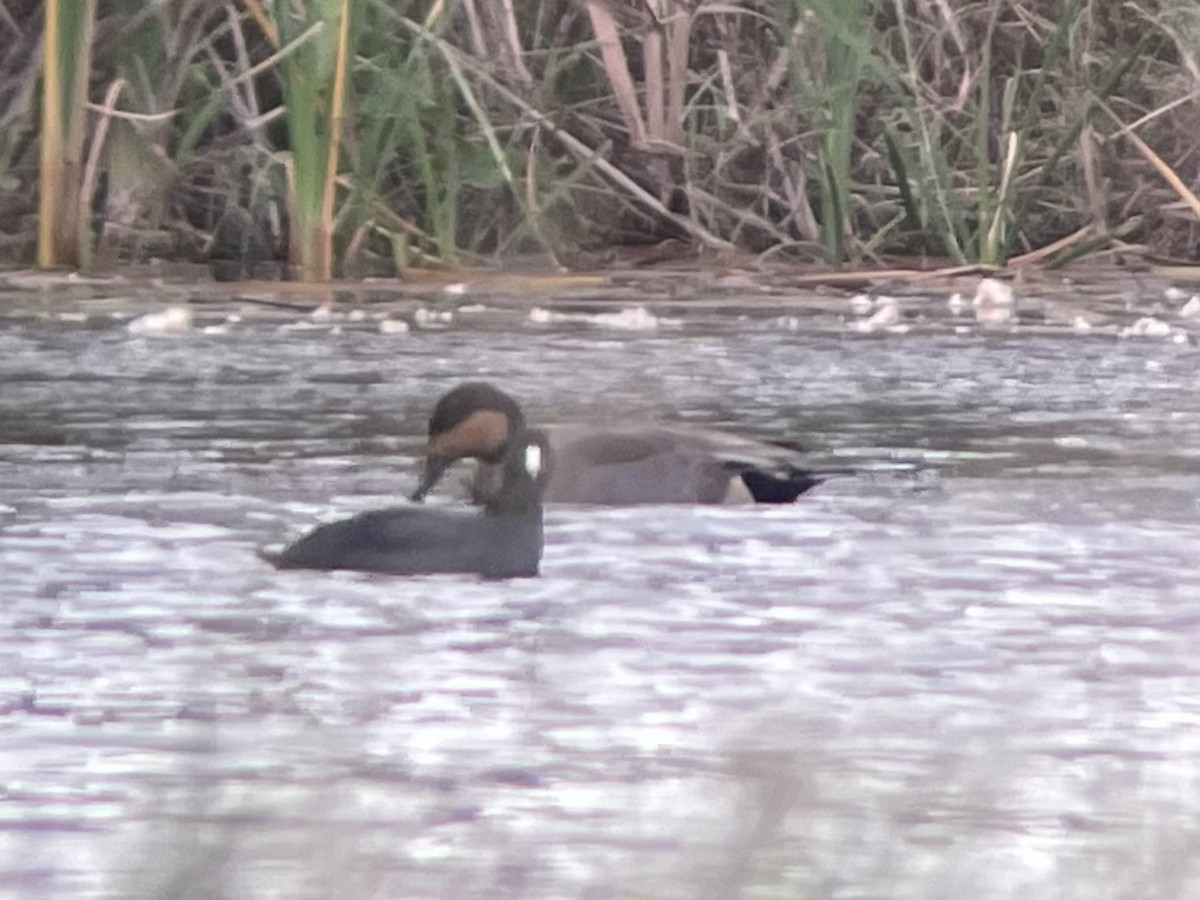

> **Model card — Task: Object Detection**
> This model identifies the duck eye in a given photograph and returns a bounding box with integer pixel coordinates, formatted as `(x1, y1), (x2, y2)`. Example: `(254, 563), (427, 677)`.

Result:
(523, 443), (542, 476)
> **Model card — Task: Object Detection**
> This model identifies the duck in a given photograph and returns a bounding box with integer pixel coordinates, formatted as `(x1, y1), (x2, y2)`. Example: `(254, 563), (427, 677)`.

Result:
(269, 427), (552, 577)
(410, 382), (837, 506)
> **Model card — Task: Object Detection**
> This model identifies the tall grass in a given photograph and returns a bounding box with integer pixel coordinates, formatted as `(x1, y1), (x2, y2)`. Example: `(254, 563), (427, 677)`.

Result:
(9, 0), (1197, 278)
(94, 2), (225, 266)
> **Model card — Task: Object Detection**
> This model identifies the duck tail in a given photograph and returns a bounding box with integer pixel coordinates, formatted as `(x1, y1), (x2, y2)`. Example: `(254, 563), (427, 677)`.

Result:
(737, 465), (857, 503)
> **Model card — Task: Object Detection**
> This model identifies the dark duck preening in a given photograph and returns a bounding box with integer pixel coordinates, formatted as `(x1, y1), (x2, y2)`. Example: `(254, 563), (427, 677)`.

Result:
(411, 382), (835, 506)
(270, 427), (552, 577)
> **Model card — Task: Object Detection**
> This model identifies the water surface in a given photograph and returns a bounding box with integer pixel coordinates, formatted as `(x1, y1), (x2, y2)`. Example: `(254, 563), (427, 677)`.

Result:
(1, 292), (1197, 899)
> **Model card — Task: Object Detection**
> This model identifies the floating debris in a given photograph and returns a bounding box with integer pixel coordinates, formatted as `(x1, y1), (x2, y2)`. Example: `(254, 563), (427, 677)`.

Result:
(126, 306), (193, 335)
(973, 278), (1015, 326)
(774, 315), (802, 332)
(1121, 317), (1173, 338)
(854, 297), (901, 332)
(590, 305), (676, 330)
(378, 318), (410, 334)
(529, 304), (676, 330)
(848, 293), (875, 316)
(279, 318), (331, 331)
(1178, 296), (1200, 319)
(414, 307), (454, 326)
(202, 314), (242, 335)
(1163, 286), (1190, 303)
(947, 292), (968, 314)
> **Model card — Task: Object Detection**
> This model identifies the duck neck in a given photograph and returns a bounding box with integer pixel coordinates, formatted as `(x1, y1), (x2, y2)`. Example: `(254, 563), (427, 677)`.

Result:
(480, 410), (526, 464)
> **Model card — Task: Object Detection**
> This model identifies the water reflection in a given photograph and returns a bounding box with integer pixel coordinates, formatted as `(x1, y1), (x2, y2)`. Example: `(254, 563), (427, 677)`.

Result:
(0, 306), (1198, 898)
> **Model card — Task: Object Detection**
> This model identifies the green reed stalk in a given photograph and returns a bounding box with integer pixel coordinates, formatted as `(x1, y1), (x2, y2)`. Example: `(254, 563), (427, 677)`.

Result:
(277, 0), (356, 281)
(889, 0), (968, 262)
(974, 6), (997, 264)
(818, 0), (868, 263)
(781, 0), (871, 263)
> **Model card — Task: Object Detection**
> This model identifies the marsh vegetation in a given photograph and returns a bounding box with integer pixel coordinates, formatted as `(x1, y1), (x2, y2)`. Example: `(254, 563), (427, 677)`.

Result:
(4, 0), (1197, 279)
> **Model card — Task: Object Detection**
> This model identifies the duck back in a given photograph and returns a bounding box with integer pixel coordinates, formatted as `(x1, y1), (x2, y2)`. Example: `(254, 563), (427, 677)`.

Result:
(273, 506), (543, 578)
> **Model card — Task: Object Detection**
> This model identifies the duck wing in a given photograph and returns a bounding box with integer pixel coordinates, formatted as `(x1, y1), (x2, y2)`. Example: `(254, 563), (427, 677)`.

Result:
(273, 507), (482, 574)
(534, 426), (739, 503)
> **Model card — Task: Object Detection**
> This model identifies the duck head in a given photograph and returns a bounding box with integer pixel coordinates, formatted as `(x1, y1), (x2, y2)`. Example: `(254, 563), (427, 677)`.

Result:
(411, 382), (526, 501)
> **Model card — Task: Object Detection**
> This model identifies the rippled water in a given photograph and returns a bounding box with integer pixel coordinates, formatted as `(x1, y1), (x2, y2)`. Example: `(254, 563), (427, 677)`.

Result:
(1, 295), (1198, 899)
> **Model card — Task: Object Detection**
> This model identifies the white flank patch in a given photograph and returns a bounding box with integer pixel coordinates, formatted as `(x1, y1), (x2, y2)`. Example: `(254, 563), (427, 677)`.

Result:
(524, 443), (543, 477)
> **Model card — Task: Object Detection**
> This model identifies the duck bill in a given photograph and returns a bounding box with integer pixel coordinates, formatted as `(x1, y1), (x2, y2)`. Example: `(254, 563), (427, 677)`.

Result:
(410, 454), (450, 502)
